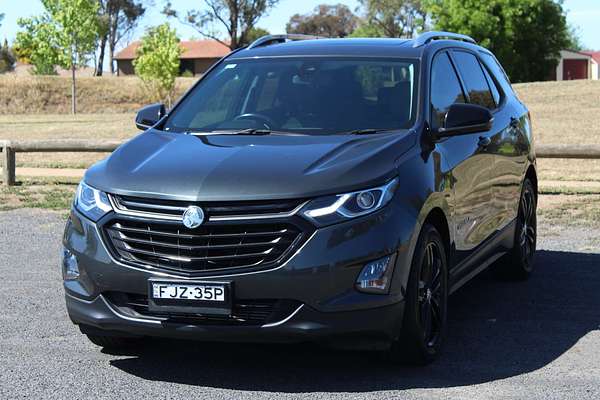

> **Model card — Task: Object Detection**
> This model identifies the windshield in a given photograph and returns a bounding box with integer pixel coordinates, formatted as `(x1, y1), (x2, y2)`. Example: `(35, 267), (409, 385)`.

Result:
(163, 57), (419, 135)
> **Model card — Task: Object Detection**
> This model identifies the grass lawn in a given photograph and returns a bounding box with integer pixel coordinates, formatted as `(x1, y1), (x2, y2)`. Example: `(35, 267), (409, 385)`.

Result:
(0, 113), (136, 168)
(0, 177), (78, 214)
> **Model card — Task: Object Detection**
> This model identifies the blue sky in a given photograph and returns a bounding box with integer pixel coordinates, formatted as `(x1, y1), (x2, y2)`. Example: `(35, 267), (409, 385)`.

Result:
(1, 0), (598, 50)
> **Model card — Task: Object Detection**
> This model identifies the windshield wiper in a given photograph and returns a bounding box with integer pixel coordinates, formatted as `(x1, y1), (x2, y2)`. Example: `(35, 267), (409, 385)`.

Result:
(345, 128), (396, 135)
(230, 128), (271, 135)
(182, 128), (271, 135)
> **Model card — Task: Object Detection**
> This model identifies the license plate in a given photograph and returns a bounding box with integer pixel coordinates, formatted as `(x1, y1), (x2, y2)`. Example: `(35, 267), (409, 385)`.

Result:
(148, 280), (232, 315)
(152, 283), (226, 301)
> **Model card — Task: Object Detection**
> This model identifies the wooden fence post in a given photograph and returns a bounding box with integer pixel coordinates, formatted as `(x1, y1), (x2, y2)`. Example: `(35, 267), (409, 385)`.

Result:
(2, 141), (16, 187)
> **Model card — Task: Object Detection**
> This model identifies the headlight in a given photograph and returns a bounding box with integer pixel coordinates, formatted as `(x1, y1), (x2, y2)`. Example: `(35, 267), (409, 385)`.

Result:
(74, 181), (112, 221)
(301, 177), (399, 226)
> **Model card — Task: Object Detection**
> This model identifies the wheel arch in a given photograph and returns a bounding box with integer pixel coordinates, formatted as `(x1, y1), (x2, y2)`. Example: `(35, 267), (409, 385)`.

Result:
(525, 164), (538, 199)
(423, 207), (451, 265)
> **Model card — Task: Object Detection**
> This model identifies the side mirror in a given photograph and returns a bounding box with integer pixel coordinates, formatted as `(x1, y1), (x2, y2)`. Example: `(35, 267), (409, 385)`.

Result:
(436, 103), (493, 137)
(135, 103), (166, 130)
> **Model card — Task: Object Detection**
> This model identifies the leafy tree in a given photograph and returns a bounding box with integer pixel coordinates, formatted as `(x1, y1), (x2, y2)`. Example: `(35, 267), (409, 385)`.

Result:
(246, 27), (270, 44)
(0, 13), (4, 27)
(0, 39), (16, 73)
(354, 0), (428, 38)
(566, 24), (583, 51)
(95, 0), (146, 76)
(426, 0), (572, 83)
(133, 23), (182, 106)
(14, 17), (60, 75)
(163, 0), (279, 49)
(17, 0), (100, 113)
(286, 4), (358, 38)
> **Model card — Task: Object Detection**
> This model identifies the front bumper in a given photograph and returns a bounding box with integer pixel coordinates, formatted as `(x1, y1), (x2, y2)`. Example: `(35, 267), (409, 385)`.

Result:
(63, 203), (416, 345)
(66, 293), (404, 347)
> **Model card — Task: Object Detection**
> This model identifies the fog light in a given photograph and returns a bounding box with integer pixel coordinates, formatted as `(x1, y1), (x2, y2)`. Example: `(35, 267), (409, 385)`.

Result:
(61, 248), (79, 280)
(355, 255), (395, 294)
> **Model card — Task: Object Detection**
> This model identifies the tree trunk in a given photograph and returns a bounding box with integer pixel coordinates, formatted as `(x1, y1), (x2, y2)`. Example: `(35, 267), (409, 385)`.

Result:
(71, 64), (77, 115)
(95, 34), (107, 76)
(109, 42), (115, 75)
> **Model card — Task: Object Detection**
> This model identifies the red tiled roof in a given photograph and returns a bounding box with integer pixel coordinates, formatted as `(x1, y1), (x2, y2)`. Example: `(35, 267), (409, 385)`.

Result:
(114, 40), (231, 60)
(583, 51), (600, 64)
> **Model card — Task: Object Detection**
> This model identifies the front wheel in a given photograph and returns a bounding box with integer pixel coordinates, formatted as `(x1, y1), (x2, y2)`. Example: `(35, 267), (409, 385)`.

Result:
(390, 223), (448, 365)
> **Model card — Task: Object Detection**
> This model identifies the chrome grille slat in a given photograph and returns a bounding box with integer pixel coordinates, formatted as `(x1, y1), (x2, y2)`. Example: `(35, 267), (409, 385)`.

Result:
(115, 243), (274, 262)
(110, 232), (287, 251)
(109, 223), (291, 240)
(110, 194), (308, 221)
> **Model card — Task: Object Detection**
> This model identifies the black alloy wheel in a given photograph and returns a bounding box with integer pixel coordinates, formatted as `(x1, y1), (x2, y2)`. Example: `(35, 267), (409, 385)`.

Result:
(391, 223), (448, 365)
(418, 241), (445, 349)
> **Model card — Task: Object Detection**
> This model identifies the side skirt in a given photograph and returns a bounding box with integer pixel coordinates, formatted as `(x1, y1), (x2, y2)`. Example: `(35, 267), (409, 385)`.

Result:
(449, 219), (516, 294)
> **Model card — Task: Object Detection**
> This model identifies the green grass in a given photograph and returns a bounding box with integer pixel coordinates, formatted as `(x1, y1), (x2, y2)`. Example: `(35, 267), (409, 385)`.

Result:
(0, 178), (77, 212)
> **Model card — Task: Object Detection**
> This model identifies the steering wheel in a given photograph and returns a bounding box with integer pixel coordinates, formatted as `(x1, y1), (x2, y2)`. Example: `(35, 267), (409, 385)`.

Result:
(234, 113), (277, 130)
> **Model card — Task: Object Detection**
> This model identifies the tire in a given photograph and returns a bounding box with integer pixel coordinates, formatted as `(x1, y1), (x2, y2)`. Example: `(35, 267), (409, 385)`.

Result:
(390, 223), (448, 365)
(85, 334), (138, 349)
(495, 178), (537, 280)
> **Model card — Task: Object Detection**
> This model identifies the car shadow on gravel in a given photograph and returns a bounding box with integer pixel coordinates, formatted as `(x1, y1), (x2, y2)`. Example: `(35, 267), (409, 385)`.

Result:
(109, 250), (600, 392)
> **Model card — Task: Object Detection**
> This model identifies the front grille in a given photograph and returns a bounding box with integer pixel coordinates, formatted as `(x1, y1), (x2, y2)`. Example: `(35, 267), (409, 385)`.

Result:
(104, 218), (305, 273)
(105, 292), (301, 326)
(112, 194), (305, 218)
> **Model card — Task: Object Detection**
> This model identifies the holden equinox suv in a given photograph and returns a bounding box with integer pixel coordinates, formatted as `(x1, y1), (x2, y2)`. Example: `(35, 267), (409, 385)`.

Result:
(62, 32), (537, 364)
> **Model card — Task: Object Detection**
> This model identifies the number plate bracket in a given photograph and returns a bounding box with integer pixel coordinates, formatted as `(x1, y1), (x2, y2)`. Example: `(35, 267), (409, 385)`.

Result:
(147, 279), (233, 316)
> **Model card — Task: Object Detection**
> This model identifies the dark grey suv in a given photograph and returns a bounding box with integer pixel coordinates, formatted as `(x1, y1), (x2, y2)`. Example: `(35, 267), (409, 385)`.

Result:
(62, 32), (537, 364)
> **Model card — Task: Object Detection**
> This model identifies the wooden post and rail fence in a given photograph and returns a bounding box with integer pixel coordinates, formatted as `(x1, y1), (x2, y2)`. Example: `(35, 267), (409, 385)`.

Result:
(2, 139), (600, 186)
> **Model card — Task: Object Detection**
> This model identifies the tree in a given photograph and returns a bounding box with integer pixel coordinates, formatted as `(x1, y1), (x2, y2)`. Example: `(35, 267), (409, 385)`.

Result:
(163, 0), (279, 50)
(133, 23), (182, 107)
(286, 4), (358, 38)
(354, 0), (428, 38)
(17, 0), (100, 113)
(95, 0), (146, 76)
(426, 0), (572, 83)
(0, 39), (16, 73)
(246, 27), (270, 44)
(14, 17), (60, 75)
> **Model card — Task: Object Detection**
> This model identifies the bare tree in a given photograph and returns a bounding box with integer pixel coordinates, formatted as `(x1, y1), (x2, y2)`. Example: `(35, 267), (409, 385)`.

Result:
(164, 0), (279, 50)
(286, 4), (358, 38)
(95, 0), (146, 76)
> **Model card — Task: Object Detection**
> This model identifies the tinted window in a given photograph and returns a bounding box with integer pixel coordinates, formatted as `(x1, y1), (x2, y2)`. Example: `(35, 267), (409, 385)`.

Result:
(164, 58), (419, 135)
(430, 52), (465, 129)
(452, 51), (495, 109)
(481, 64), (501, 106)
(480, 52), (514, 95)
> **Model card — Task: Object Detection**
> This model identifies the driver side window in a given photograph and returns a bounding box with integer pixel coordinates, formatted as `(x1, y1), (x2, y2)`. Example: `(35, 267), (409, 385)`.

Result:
(430, 52), (466, 130)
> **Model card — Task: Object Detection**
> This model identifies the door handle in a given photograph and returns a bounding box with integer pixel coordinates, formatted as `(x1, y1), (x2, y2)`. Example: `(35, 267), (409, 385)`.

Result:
(478, 136), (491, 148)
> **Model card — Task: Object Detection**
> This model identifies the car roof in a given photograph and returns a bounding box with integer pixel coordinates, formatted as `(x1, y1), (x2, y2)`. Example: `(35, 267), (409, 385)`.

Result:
(229, 38), (426, 60)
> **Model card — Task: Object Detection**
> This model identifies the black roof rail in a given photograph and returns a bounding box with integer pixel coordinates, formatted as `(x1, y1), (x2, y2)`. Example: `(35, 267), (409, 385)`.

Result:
(247, 34), (325, 50)
(412, 31), (476, 47)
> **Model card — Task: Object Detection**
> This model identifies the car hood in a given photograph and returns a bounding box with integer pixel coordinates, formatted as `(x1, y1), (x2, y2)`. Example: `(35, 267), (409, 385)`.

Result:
(85, 130), (416, 201)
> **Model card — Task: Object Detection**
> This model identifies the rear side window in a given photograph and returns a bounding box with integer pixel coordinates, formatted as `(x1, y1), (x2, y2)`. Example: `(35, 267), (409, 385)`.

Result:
(451, 51), (495, 109)
(480, 52), (514, 96)
(481, 65), (501, 106)
(430, 52), (466, 130)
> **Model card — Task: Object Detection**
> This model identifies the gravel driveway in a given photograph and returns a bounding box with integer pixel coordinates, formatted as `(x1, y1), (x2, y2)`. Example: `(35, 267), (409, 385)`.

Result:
(1, 209), (599, 400)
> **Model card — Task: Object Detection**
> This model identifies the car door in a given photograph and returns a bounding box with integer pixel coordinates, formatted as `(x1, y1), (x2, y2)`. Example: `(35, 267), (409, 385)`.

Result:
(430, 51), (493, 267)
(479, 52), (531, 231)
(451, 50), (519, 237)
